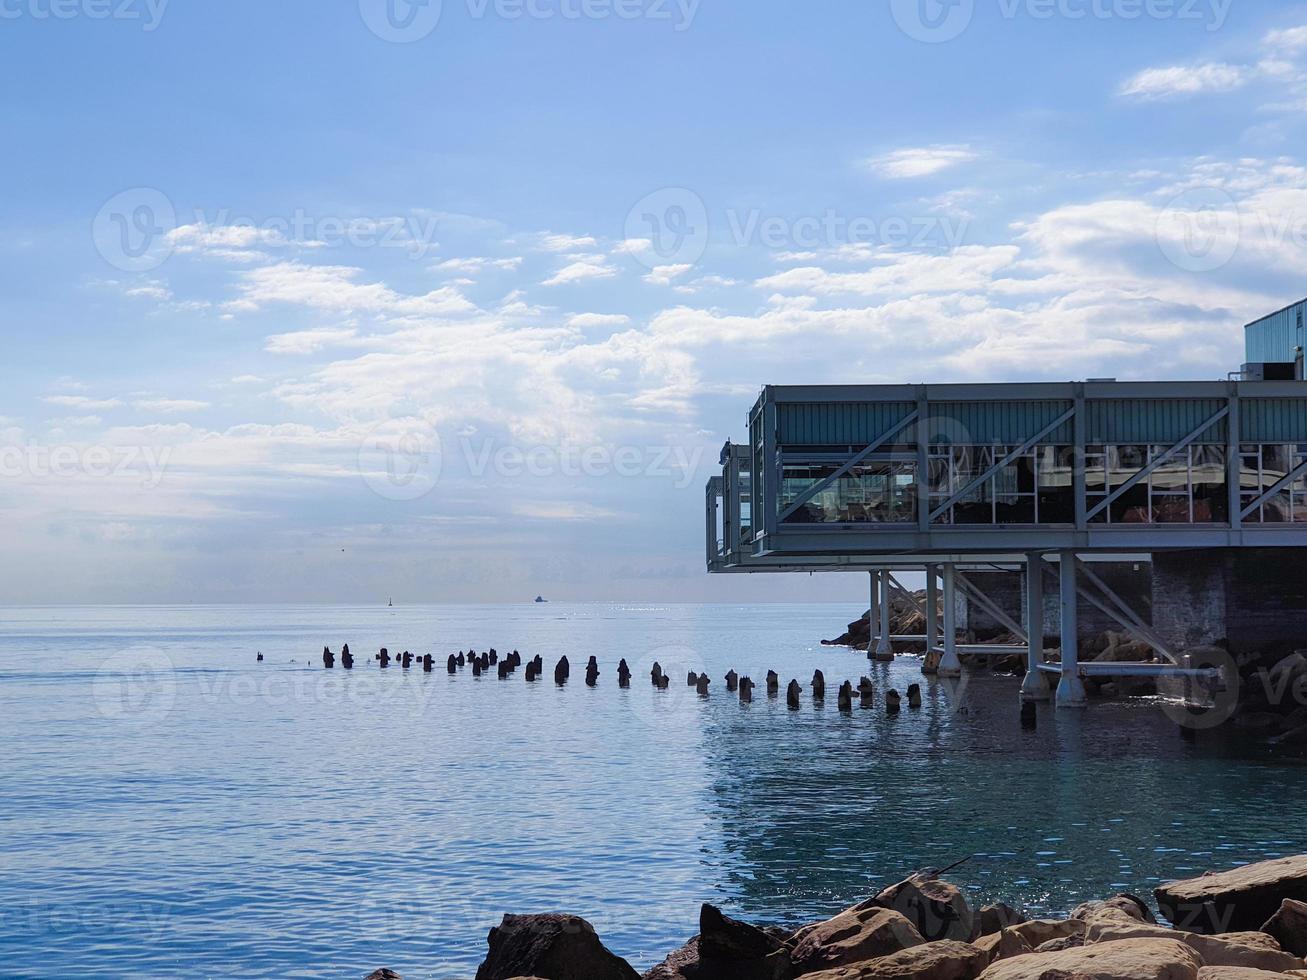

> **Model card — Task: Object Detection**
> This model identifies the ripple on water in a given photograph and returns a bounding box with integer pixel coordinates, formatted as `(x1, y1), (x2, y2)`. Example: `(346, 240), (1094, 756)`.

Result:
(1, 603), (1305, 978)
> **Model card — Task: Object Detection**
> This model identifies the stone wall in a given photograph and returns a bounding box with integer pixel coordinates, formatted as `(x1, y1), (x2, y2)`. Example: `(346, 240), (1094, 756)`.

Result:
(963, 562), (1152, 645)
(1153, 548), (1307, 655)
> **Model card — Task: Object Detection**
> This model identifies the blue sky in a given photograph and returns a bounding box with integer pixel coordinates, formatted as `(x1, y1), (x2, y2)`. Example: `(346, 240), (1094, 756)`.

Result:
(3, 0), (1307, 602)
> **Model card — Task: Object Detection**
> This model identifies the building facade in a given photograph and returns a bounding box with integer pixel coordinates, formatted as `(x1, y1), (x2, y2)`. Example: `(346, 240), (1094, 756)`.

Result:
(706, 302), (1307, 706)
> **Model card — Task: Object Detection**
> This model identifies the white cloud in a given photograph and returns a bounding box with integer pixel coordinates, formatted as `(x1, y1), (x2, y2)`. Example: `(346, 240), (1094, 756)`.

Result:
(133, 399), (211, 413)
(237, 262), (475, 317)
(869, 145), (977, 179)
(541, 254), (617, 287)
(1265, 25), (1307, 51)
(434, 256), (523, 275)
(123, 281), (172, 300)
(265, 327), (360, 354)
(568, 313), (631, 328)
(1120, 63), (1249, 100)
(539, 233), (598, 252)
(643, 263), (693, 286)
(43, 395), (122, 410)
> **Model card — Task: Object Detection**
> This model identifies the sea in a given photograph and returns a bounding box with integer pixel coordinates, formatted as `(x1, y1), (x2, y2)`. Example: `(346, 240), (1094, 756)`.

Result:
(1, 602), (1304, 979)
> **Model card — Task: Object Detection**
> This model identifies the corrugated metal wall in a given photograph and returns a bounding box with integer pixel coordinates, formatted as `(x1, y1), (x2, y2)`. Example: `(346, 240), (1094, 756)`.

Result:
(1242, 399), (1307, 442)
(777, 401), (916, 445)
(773, 398), (1255, 447)
(1085, 399), (1228, 444)
(1246, 302), (1304, 364)
(928, 400), (1073, 444)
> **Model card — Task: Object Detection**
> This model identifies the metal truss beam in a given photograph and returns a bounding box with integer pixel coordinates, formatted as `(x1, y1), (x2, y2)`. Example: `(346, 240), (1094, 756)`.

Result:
(1239, 458), (1307, 520)
(929, 408), (1077, 522)
(954, 570), (1029, 642)
(778, 410), (920, 523)
(1085, 406), (1230, 522)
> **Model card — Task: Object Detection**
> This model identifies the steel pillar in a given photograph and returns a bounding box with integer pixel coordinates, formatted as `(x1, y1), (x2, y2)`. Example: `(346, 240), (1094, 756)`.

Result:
(875, 567), (894, 661)
(1020, 552), (1050, 701)
(1055, 551), (1088, 707)
(867, 571), (878, 658)
(925, 564), (939, 654)
(939, 564), (962, 678)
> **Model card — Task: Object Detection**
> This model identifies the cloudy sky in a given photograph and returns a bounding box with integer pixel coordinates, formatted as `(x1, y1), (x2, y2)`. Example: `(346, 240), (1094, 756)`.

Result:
(3, 0), (1307, 603)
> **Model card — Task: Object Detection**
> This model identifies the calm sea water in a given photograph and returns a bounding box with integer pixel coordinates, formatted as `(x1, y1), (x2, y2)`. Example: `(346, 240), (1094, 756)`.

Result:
(1, 602), (1305, 980)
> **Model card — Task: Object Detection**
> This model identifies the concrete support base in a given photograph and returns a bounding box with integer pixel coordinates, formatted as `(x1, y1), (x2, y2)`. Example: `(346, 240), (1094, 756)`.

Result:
(937, 648), (963, 679)
(1055, 672), (1089, 708)
(1020, 669), (1051, 702)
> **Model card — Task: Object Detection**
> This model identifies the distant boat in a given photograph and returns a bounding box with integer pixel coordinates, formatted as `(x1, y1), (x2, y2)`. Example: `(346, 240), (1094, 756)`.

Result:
(535, 596), (547, 603)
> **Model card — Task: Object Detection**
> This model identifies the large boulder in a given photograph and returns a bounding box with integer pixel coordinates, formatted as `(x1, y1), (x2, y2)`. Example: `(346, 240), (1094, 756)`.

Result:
(364, 972), (402, 980)
(1155, 855), (1307, 934)
(1004, 919), (1085, 949)
(973, 929), (1032, 965)
(642, 905), (795, 980)
(798, 940), (988, 980)
(1073, 895), (1157, 925)
(642, 938), (701, 980)
(1198, 969), (1304, 980)
(791, 905), (925, 974)
(1262, 898), (1307, 957)
(978, 905), (1028, 937)
(875, 874), (976, 942)
(1085, 921), (1304, 973)
(475, 913), (640, 980)
(976, 937), (1203, 980)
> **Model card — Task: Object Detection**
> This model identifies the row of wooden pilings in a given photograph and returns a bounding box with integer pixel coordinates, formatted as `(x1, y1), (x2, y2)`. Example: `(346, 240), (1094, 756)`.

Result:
(307, 647), (967, 716)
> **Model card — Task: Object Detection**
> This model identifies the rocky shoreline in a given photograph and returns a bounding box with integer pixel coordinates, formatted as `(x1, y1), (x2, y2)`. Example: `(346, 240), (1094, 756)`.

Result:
(364, 853), (1307, 980)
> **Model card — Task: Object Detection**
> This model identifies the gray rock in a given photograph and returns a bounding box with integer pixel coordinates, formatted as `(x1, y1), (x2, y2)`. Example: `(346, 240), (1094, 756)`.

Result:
(476, 913), (638, 980)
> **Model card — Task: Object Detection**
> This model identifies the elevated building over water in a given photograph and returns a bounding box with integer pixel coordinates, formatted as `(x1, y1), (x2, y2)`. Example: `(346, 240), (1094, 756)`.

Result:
(706, 299), (1307, 707)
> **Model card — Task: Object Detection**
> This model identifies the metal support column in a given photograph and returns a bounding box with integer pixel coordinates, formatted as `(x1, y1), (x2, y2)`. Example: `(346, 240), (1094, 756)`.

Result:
(1020, 552), (1050, 701)
(1055, 551), (1088, 707)
(939, 564), (962, 679)
(925, 564), (939, 654)
(876, 567), (894, 661)
(868, 571), (878, 658)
